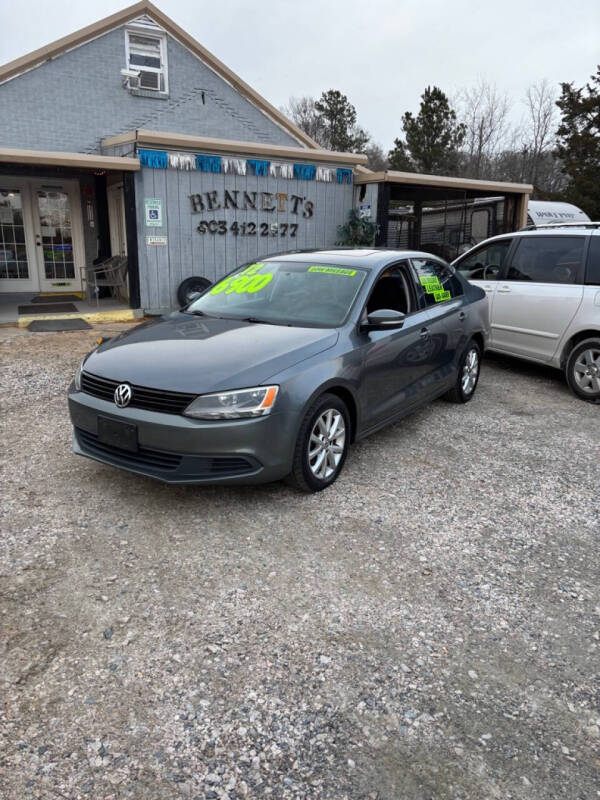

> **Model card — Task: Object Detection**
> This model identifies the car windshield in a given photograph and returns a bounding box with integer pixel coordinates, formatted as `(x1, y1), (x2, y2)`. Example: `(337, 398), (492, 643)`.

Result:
(186, 260), (369, 327)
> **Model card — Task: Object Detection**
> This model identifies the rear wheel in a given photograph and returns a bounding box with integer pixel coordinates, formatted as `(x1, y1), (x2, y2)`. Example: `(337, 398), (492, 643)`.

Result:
(566, 338), (600, 403)
(444, 340), (481, 403)
(286, 393), (350, 492)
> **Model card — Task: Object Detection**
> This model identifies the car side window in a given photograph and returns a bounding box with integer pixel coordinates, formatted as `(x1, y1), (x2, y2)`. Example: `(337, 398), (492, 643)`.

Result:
(505, 236), (585, 284)
(411, 258), (463, 307)
(585, 235), (600, 286)
(455, 239), (512, 281)
(366, 262), (413, 315)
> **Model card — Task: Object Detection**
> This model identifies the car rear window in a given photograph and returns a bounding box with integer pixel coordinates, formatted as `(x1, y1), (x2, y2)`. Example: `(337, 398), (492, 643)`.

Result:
(411, 258), (463, 306)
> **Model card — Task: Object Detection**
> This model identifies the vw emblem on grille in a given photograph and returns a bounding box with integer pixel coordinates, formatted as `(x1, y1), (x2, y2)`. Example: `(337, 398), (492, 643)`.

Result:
(114, 383), (132, 408)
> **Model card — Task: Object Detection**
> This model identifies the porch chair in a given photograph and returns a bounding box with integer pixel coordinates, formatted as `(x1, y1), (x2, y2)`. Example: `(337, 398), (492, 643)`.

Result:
(81, 256), (128, 305)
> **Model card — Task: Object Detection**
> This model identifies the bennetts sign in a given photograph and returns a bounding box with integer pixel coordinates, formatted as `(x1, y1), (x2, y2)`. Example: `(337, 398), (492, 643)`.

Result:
(189, 191), (314, 217)
(189, 190), (314, 238)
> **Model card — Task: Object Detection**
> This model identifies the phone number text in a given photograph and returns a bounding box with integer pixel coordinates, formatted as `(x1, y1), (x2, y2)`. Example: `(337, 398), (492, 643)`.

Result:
(197, 220), (298, 237)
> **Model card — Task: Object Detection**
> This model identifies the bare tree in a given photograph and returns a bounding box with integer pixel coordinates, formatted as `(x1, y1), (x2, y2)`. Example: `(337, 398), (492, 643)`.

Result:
(364, 142), (388, 171)
(456, 79), (512, 178)
(521, 79), (558, 189)
(280, 96), (327, 146)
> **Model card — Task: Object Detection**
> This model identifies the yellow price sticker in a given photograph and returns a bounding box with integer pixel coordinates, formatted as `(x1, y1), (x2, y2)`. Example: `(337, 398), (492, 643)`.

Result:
(433, 289), (451, 302)
(210, 263), (273, 295)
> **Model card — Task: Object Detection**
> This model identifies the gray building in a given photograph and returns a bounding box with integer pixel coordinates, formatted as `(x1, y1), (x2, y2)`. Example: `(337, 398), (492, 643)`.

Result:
(0, 1), (367, 314)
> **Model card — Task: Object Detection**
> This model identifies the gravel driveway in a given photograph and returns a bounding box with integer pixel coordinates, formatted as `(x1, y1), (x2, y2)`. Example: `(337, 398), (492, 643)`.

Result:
(1, 325), (599, 800)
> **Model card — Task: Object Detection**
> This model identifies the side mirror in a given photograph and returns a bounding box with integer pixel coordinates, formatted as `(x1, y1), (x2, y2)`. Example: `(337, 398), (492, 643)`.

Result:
(187, 292), (202, 303)
(361, 308), (406, 331)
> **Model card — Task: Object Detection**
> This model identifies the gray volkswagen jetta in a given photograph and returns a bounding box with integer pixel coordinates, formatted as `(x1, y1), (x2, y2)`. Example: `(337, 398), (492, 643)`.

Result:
(68, 249), (489, 492)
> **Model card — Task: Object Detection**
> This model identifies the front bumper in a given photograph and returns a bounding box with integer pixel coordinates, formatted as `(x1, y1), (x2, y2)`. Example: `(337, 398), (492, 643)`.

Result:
(68, 389), (297, 485)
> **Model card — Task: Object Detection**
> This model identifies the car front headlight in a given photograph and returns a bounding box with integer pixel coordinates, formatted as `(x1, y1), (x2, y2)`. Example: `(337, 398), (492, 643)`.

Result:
(74, 358), (85, 391)
(183, 385), (279, 420)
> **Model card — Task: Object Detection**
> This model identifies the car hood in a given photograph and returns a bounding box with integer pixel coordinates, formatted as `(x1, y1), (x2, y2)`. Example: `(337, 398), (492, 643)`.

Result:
(83, 312), (338, 394)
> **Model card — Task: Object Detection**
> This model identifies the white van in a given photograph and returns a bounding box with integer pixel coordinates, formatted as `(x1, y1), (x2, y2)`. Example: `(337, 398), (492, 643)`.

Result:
(452, 223), (600, 403)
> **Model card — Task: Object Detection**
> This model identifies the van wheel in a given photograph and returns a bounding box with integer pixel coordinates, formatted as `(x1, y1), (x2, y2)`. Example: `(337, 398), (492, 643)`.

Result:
(286, 393), (350, 492)
(566, 338), (600, 403)
(444, 340), (481, 403)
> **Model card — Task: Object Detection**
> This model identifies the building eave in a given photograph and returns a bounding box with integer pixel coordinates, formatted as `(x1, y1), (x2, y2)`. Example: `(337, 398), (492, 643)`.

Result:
(102, 130), (369, 166)
(355, 169), (533, 194)
(0, 147), (140, 171)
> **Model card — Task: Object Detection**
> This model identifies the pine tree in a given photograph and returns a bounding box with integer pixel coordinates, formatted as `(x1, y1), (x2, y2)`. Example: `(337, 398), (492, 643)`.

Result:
(556, 66), (600, 219)
(314, 90), (370, 153)
(388, 86), (466, 174)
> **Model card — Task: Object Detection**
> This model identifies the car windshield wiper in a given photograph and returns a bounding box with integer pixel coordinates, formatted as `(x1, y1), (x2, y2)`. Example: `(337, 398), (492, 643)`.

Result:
(185, 309), (224, 319)
(240, 316), (292, 326)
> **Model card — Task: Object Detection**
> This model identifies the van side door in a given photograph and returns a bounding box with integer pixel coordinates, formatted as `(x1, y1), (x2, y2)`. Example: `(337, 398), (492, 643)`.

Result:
(492, 235), (586, 362)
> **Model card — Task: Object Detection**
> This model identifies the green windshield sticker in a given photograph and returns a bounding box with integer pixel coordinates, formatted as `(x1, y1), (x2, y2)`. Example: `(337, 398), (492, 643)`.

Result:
(418, 275), (451, 302)
(419, 276), (441, 290)
(433, 289), (451, 302)
(210, 263), (273, 295)
(307, 266), (357, 277)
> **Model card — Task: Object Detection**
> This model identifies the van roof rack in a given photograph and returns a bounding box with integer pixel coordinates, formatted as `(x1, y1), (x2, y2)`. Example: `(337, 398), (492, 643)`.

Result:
(520, 221), (600, 231)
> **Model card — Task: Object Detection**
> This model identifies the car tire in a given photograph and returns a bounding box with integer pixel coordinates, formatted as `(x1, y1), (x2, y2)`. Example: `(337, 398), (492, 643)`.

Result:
(565, 337), (600, 403)
(286, 393), (350, 493)
(444, 339), (481, 403)
(177, 276), (211, 307)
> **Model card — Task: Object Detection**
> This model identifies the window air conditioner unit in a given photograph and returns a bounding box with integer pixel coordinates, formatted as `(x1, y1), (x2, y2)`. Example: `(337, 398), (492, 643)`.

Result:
(139, 71), (160, 91)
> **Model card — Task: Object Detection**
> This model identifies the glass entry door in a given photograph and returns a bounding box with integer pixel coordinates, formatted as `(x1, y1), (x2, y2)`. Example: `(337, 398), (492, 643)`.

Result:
(0, 178), (85, 296)
(0, 185), (37, 292)
(33, 181), (83, 293)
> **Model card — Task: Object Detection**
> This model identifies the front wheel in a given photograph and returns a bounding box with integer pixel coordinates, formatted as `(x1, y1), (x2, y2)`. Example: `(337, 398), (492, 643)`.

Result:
(565, 338), (600, 403)
(444, 340), (481, 403)
(286, 393), (350, 492)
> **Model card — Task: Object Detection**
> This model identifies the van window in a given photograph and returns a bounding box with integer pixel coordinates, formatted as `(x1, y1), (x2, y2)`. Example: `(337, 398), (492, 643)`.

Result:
(585, 236), (600, 286)
(455, 239), (512, 281)
(506, 236), (584, 284)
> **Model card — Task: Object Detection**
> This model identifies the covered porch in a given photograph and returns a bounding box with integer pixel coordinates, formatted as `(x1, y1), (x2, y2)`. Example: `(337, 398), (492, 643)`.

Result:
(355, 170), (533, 261)
(0, 147), (142, 327)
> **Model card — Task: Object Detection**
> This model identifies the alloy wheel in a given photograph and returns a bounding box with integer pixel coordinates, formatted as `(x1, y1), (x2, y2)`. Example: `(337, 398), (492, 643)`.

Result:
(308, 409), (346, 480)
(573, 347), (600, 394)
(461, 347), (479, 395)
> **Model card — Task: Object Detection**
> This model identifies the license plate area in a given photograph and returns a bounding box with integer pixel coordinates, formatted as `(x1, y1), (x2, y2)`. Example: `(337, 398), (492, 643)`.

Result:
(97, 416), (138, 452)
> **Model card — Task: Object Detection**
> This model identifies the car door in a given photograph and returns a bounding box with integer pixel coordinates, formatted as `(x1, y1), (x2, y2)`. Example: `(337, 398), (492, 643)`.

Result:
(410, 257), (469, 387)
(357, 262), (434, 429)
(453, 238), (513, 347)
(491, 235), (586, 361)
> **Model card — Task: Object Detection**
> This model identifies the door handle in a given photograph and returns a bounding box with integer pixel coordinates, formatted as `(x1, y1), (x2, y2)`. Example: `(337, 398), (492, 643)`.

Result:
(497, 285), (511, 293)
(419, 327), (430, 338)
(458, 311), (466, 321)
(482, 285), (494, 292)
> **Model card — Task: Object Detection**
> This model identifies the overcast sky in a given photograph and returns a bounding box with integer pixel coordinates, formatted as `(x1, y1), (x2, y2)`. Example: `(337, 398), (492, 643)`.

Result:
(1, 0), (598, 149)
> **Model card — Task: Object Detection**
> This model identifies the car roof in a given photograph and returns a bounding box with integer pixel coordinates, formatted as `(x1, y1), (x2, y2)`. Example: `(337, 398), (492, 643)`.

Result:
(475, 225), (600, 246)
(263, 248), (444, 269)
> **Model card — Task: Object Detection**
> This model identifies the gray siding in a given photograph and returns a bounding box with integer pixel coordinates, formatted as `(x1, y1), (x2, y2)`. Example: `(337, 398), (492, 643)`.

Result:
(354, 182), (379, 222)
(134, 164), (354, 313)
(0, 26), (300, 153)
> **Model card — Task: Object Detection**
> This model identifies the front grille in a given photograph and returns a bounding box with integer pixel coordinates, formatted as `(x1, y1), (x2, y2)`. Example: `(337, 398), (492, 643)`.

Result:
(76, 428), (182, 471)
(81, 371), (196, 415)
(75, 428), (259, 478)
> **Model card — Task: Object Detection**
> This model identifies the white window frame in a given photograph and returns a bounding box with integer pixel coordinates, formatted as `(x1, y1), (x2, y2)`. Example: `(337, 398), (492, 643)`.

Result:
(125, 27), (168, 94)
